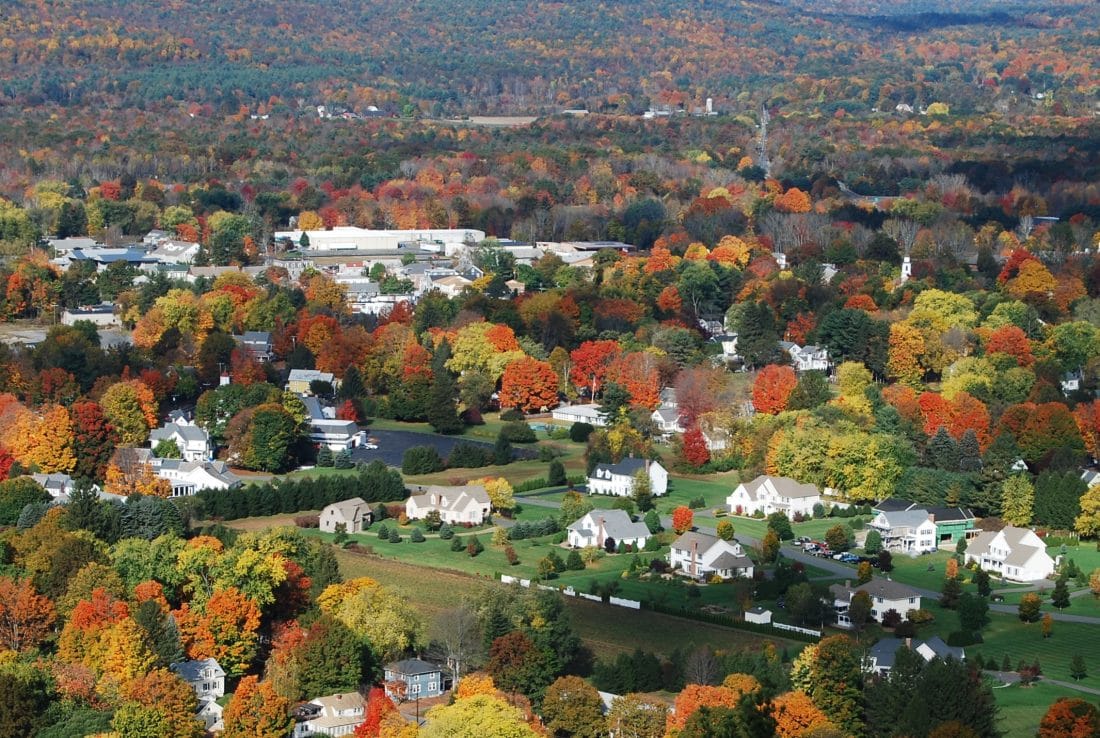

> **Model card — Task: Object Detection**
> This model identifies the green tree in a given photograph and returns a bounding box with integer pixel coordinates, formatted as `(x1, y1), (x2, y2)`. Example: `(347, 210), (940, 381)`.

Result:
(541, 675), (605, 738)
(786, 582), (829, 627)
(1051, 577), (1071, 610)
(296, 613), (372, 699)
(631, 469), (654, 512)
(864, 529), (882, 554)
(957, 592), (990, 633)
(1018, 592), (1042, 622)
(548, 460), (567, 486)
(848, 590), (873, 632)
(428, 340), (464, 434)
(1070, 654), (1087, 681)
(824, 524), (850, 552)
(761, 530), (780, 563)
(940, 577), (962, 609)
(766, 512), (794, 541)
(493, 433), (513, 466)
(787, 371), (831, 410)
(809, 636), (865, 735)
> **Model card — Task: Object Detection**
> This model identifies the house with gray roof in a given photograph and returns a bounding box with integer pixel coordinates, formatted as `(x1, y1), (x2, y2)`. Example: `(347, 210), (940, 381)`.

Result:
(155, 459), (241, 497)
(171, 658), (225, 701)
(830, 579), (922, 628)
(320, 497), (372, 534)
(778, 341), (831, 372)
(868, 509), (938, 553)
(406, 484), (492, 525)
(588, 458), (668, 497)
(567, 509), (651, 549)
(150, 420), (213, 462)
(292, 692), (365, 737)
(650, 405), (684, 435)
(872, 498), (977, 545)
(384, 659), (449, 700)
(963, 526), (1054, 583)
(287, 369), (337, 395)
(727, 474), (822, 520)
(233, 331), (273, 362)
(867, 636), (965, 676)
(668, 531), (753, 581)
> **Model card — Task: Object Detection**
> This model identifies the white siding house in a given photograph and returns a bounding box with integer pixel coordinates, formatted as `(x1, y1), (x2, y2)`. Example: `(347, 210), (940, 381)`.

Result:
(668, 531), (754, 580)
(293, 692), (365, 737)
(566, 509), (650, 549)
(726, 475), (822, 520)
(830, 579), (922, 628)
(320, 497), (372, 533)
(406, 485), (492, 525)
(149, 420), (213, 462)
(551, 403), (608, 428)
(868, 510), (939, 553)
(588, 459), (668, 497)
(964, 526), (1055, 583)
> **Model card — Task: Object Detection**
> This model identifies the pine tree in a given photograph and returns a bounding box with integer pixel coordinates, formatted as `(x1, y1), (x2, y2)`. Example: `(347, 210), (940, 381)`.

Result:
(427, 340), (463, 434)
(493, 433), (513, 466)
(957, 429), (983, 472)
(1052, 576), (1071, 610)
(337, 365), (365, 400)
(927, 427), (960, 471)
(548, 459), (566, 486)
(940, 576), (962, 609)
(316, 446), (334, 467)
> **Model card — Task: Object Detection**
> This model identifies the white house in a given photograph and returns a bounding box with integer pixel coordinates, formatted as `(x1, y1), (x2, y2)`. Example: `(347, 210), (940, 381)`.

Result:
(964, 526), (1055, 583)
(778, 341), (831, 372)
(726, 475), (822, 520)
(432, 274), (474, 297)
(287, 369), (337, 394)
(150, 239), (201, 264)
(406, 484), (492, 525)
(588, 458), (668, 497)
(273, 226), (485, 253)
(171, 658), (225, 701)
(320, 497), (372, 534)
(551, 403), (608, 428)
(566, 509), (650, 549)
(866, 636), (965, 676)
(830, 579), (922, 628)
(302, 396), (364, 451)
(668, 531), (754, 580)
(713, 334), (739, 361)
(293, 692), (366, 737)
(149, 420), (213, 462)
(868, 509), (938, 553)
(61, 304), (121, 327)
(154, 459), (242, 497)
(650, 406), (684, 435)
(196, 698), (224, 732)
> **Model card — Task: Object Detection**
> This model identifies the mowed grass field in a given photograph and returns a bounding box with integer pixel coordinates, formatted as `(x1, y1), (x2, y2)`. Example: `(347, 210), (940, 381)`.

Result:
(334, 547), (804, 659)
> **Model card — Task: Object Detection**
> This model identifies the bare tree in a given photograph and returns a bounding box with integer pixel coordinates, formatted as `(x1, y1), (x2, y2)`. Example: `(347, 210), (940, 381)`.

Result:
(883, 218), (919, 256)
(428, 604), (482, 686)
(1016, 214), (1035, 242)
(683, 646), (720, 686)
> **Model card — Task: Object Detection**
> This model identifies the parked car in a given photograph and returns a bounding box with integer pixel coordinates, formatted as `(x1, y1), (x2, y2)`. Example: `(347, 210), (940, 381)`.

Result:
(795, 536), (813, 547)
(838, 552), (860, 563)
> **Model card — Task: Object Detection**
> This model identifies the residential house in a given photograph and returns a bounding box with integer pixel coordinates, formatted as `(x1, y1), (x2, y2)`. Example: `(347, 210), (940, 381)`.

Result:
(320, 497), (372, 534)
(830, 579), (922, 628)
(566, 509), (651, 549)
(31, 472), (77, 500)
(778, 341), (831, 372)
(171, 658), (225, 702)
(650, 406), (684, 435)
(1082, 469), (1100, 487)
(873, 498), (977, 544)
(287, 369), (337, 395)
(866, 636), (965, 676)
(668, 531), (754, 580)
(155, 458), (242, 497)
(713, 333), (739, 361)
(293, 692), (365, 737)
(432, 274), (473, 297)
(233, 331), (274, 362)
(659, 388), (678, 407)
(302, 395), (364, 451)
(406, 485), (492, 525)
(68, 247), (159, 272)
(196, 699), (224, 732)
(588, 458), (668, 498)
(726, 475), (822, 520)
(1061, 369), (1083, 395)
(867, 509), (939, 554)
(149, 420), (213, 462)
(384, 659), (449, 700)
(551, 403), (608, 428)
(61, 304), (120, 327)
(964, 526), (1055, 582)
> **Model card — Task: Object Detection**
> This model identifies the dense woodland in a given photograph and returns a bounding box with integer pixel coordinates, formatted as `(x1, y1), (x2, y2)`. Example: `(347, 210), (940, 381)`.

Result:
(1, 0), (1100, 736)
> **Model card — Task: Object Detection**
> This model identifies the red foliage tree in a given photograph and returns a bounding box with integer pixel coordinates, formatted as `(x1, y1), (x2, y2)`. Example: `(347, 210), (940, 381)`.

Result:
(336, 399), (362, 423)
(843, 294), (878, 312)
(785, 312), (816, 345)
(0, 446), (14, 482)
(657, 285), (682, 314)
(752, 364), (797, 414)
(69, 400), (118, 483)
(883, 384), (922, 426)
(681, 426), (711, 468)
(998, 248), (1039, 284)
(918, 392), (991, 448)
(985, 325), (1034, 366)
(1000, 402), (1084, 466)
(229, 348), (266, 386)
(0, 576), (56, 651)
(569, 340), (622, 395)
(499, 357), (559, 413)
(1074, 399), (1100, 460)
(354, 686), (397, 738)
(674, 367), (719, 427)
(1038, 698), (1100, 738)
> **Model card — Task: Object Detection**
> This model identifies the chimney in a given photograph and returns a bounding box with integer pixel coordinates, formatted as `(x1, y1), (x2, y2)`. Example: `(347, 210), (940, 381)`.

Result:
(905, 637), (912, 649)
(691, 539), (698, 578)
(597, 516), (606, 548)
(928, 513), (935, 523)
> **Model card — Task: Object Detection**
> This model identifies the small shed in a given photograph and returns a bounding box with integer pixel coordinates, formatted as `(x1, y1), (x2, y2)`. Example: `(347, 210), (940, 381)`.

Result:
(744, 606), (773, 625)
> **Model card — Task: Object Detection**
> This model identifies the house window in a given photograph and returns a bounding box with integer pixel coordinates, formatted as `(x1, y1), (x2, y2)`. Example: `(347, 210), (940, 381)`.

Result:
(203, 683), (209, 691)
(410, 684), (421, 695)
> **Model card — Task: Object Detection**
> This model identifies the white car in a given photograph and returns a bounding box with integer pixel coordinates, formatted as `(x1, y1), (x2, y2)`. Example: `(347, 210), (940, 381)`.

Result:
(363, 443), (379, 450)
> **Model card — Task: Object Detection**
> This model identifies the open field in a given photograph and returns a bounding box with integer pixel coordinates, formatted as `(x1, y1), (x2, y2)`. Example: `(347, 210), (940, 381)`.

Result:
(334, 547), (802, 659)
(993, 681), (1069, 738)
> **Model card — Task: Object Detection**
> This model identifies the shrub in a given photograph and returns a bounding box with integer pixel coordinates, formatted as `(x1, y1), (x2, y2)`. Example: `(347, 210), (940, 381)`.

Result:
(448, 442), (493, 468)
(500, 408), (525, 422)
(438, 523), (454, 539)
(569, 422), (595, 443)
(907, 608), (935, 625)
(881, 609), (903, 628)
(566, 550), (585, 570)
(334, 449), (354, 469)
(376, 523), (390, 540)
(612, 497), (636, 516)
(688, 496), (706, 509)
(388, 528), (402, 543)
(548, 459), (567, 486)
(294, 515), (320, 528)
(947, 631), (981, 647)
(317, 446), (334, 467)
(500, 421), (537, 443)
(644, 537), (661, 552)
(505, 546), (519, 565)
(812, 503), (825, 519)
(402, 446), (445, 474)
(894, 620), (917, 638)
(410, 527), (425, 543)
(467, 536), (484, 557)
(450, 535), (465, 552)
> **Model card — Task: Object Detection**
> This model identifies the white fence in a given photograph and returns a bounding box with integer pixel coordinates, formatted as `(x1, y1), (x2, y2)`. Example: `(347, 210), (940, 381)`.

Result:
(771, 622), (822, 637)
(499, 574), (642, 609)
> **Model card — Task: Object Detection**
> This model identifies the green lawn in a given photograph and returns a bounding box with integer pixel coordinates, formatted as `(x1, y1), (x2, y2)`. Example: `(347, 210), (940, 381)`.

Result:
(992, 681), (1067, 738)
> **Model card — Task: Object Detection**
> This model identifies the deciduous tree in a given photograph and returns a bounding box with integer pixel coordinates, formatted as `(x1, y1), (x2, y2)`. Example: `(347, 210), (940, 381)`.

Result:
(752, 364), (797, 414)
(672, 506), (694, 534)
(1038, 698), (1100, 738)
(542, 675), (605, 738)
(0, 576), (56, 651)
(222, 676), (293, 738)
(500, 357), (559, 413)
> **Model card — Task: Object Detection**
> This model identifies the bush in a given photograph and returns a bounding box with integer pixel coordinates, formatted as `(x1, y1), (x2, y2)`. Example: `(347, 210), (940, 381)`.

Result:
(505, 546), (519, 565)
(467, 536), (484, 557)
(410, 527), (425, 542)
(294, 515), (320, 528)
(894, 620), (917, 638)
(548, 459), (567, 486)
(500, 421), (537, 443)
(907, 608), (935, 625)
(947, 631), (982, 647)
(688, 496), (706, 509)
(448, 442), (493, 468)
(566, 550), (585, 570)
(334, 449), (354, 469)
(612, 497), (635, 516)
(881, 609), (903, 628)
(376, 523), (390, 540)
(569, 422), (595, 443)
(316, 446), (334, 467)
(500, 408), (525, 422)
(402, 446), (445, 474)
(438, 523), (454, 539)
(450, 535), (465, 552)
(388, 528), (402, 543)
(812, 503), (825, 519)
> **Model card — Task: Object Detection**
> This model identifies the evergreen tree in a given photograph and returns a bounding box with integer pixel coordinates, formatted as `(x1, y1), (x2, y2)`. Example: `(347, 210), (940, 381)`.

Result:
(548, 459), (566, 486)
(940, 577), (962, 609)
(493, 432), (513, 466)
(974, 569), (991, 597)
(426, 340), (463, 434)
(787, 370), (831, 410)
(957, 429), (983, 473)
(337, 365), (365, 400)
(927, 427), (960, 471)
(1052, 576), (1071, 610)
(1034, 471), (1086, 530)
(316, 446), (334, 467)
(735, 301), (781, 369)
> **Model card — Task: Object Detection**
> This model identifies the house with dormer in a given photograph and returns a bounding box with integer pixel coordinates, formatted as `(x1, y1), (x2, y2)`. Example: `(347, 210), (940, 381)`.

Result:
(567, 509), (651, 549)
(830, 579), (922, 628)
(293, 692), (365, 737)
(588, 458), (668, 497)
(668, 531), (754, 580)
(149, 420), (213, 462)
(868, 509), (938, 553)
(964, 526), (1054, 582)
(727, 475), (822, 520)
(406, 484), (492, 525)
(778, 341), (831, 372)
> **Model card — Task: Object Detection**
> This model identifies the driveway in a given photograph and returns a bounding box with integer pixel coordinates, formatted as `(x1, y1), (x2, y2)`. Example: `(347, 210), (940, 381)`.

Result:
(348, 429), (534, 467)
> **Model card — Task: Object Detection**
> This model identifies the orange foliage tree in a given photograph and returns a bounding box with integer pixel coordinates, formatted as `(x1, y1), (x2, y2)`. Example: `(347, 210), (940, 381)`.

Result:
(657, 285), (683, 314)
(499, 357), (559, 413)
(985, 325), (1034, 366)
(222, 676), (293, 738)
(773, 187), (812, 214)
(1038, 697), (1100, 738)
(844, 294), (878, 312)
(918, 392), (991, 447)
(671, 506), (694, 534)
(0, 575), (56, 651)
(1074, 399), (1100, 460)
(354, 686), (398, 738)
(752, 364), (797, 414)
(667, 684), (741, 735)
(569, 340), (621, 396)
(176, 586), (262, 677)
(770, 691), (833, 738)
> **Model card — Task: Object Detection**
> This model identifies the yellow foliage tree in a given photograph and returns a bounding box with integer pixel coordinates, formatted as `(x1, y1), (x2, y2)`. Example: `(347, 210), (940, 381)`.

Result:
(886, 323), (925, 387)
(472, 477), (515, 513)
(4, 403), (77, 473)
(297, 211), (325, 231)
